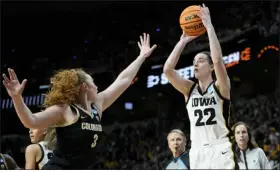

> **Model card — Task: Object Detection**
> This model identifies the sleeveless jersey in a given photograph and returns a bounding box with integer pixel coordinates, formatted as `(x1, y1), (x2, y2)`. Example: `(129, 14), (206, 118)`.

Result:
(44, 104), (102, 169)
(37, 141), (53, 169)
(186, 82), (231, 144)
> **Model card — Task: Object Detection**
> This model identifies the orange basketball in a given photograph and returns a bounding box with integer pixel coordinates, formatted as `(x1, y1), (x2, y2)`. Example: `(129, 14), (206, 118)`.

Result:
(179, 5), (206, 36)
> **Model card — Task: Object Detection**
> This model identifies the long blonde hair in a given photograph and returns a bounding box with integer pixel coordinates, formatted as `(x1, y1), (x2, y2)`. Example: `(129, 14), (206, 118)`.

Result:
(44, 127), (57, 150)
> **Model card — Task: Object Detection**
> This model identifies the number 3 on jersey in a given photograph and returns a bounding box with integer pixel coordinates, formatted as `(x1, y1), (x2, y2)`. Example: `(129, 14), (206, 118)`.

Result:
(194, 108), (217, 126)
(91, 134), (99, 148)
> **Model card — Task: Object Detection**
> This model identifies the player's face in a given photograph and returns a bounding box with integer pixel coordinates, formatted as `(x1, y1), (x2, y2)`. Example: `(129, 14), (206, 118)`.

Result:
(168, 132), (186, 154)
(29, 128), (46, 143)
(84, 74), (98, 102)
(234, 125), (249, 147)
(193, 53), (213, 80)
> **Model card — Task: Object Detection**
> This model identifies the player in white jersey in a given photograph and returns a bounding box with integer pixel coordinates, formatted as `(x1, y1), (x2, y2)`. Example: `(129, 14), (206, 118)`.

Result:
(163, 4), (237, 169)
(25, 128), (56, 169)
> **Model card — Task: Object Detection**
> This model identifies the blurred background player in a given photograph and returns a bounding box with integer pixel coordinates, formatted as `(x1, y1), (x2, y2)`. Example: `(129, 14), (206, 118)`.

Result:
(25, 127), (56, 169)
(2, 33), (157, 169)
(164, 4), (237, 169)
(232, 122), (271, 169)
(166, 129), (189, 169)
(0, 153), (21, 170)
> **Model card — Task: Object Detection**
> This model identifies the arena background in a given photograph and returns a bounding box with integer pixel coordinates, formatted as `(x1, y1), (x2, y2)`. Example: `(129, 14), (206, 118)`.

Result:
(1, 1), (279, 169)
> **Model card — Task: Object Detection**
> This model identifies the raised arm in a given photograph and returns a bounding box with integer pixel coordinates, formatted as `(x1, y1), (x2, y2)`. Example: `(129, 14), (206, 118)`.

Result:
(200, 4), (230, 98)
(163, 33), (197, 97)
(97, 33), (157, 112)
(2, 69), (65, 128)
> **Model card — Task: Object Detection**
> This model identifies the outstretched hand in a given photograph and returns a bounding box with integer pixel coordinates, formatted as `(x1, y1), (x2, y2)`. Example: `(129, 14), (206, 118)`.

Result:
(199, 3), (212, 29)
(2, 68), (27, 98)
(138, 33), (157, 58)
(180, 32), (199, 42)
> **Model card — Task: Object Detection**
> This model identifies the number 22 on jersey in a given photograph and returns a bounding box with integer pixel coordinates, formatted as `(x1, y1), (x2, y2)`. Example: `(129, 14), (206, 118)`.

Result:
(194, 108), (217, 126)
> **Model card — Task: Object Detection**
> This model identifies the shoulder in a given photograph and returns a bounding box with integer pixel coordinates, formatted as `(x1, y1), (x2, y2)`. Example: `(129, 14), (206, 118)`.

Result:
(38, 141), (47, 149)
(254, 147), (264, 152)
(184, 82), (197, 101)
(165, 160), (173, 169)
(181, 151), (189, 159)
(25, 144), (41, 155)
(180, 152), (190, 167)
(213, 82), (230, 101)
(48, 104), (69, 111)
(251, 147), (266, 157)
(43, 104), (69, 116)
(255, 147), (266, 155)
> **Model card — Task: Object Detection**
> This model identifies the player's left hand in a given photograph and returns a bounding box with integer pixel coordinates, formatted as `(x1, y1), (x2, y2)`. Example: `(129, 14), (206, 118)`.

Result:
(138, 33), (157, 58)
(199, 3), (212, 29)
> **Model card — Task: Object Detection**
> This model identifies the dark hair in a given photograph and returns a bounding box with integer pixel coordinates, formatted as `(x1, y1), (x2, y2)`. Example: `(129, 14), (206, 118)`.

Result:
(231, 122), (258, 162)
(200, 51), (213, 64)
(199, 51), (215, 79)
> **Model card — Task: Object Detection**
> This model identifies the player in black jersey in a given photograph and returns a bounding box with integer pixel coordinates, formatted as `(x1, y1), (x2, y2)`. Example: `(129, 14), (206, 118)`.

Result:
(2, 33), (157, 169)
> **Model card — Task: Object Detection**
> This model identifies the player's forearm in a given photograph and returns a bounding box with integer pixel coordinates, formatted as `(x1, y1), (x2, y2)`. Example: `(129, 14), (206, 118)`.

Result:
(164, 40), (188, 72)
(11, 96), (35, 128)
(117, 55), (146, 83)
(206, 25), (223, 63)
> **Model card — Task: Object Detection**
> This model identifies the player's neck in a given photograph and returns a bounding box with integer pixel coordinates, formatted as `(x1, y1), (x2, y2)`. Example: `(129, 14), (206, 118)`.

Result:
(76, 94), (90, 110)
(198, 77), (213, 92)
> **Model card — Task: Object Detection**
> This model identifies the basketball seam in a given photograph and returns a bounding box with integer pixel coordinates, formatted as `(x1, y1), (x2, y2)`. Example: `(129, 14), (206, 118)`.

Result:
(180, 10), (200, 17)
(180, 20), (202, 25)
(183, 29), (206, 33)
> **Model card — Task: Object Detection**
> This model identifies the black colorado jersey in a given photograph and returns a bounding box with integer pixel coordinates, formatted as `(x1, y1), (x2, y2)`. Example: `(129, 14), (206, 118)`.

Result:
(42, 104), (102, 169)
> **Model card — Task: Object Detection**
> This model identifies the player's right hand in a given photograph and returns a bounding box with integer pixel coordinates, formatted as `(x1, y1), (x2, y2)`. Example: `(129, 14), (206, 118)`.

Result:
(2, 68), (27, 98)
(138, 33), (157, 58)
(180, 32), (199, 43)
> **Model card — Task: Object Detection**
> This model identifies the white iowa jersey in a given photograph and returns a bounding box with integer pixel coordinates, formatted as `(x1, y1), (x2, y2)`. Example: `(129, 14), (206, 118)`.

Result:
(37, 141), (53, 169)
(186, 82), (231, 144)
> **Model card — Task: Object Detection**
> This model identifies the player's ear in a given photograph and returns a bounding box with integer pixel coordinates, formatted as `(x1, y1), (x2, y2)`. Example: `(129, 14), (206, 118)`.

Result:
(80, 83), (89, 91)
(210, 64), (214, 71)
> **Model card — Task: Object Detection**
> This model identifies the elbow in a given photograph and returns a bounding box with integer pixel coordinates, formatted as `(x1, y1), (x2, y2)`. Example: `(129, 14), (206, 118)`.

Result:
(23, 123), (33, 129)
(23, 122), (35, 129)
(22, 116), (38, 129)
(163, 65), (172, 75)
(122, 77), (132, 87)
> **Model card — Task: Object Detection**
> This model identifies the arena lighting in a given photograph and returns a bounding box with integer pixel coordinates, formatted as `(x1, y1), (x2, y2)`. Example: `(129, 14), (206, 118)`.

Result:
(2, 44), (277, 107)
(151, 64), (163, 69)
(257, 45), (279, 58)
(1, 94), (45, 109)
(39, 85), (50, 90)
(124, 102), (133, 110)
(146, 47), (251, 88)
